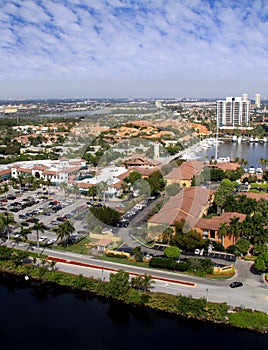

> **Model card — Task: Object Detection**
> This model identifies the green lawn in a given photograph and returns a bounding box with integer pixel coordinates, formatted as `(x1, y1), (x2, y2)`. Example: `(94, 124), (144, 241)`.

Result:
(53, 237), (95, 255)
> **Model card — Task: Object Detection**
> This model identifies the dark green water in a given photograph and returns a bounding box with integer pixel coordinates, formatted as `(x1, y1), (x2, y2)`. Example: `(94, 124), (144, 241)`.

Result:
(0, 273), (267, 350)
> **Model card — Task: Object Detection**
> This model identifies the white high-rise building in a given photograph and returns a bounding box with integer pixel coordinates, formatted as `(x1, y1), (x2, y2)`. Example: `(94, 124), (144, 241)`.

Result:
(255, 93), (261, 108)
(217, 96), (250, 127)
(242, 93), (248, 101)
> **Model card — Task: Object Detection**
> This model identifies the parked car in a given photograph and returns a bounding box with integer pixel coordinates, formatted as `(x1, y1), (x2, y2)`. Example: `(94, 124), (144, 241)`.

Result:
(56, 216), (67, 222)
(7, 195), (16, 200)
(230, 281), (243, 288)
(39, 236), (47, 242)
(46, 238), (57, 245)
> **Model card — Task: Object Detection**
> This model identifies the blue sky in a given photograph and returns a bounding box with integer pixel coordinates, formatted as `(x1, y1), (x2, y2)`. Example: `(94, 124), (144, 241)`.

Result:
(1, 0), (268, 99)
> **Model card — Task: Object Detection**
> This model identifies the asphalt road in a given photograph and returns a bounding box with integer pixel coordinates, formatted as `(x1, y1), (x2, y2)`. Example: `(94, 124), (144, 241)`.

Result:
(5, 240), (268, 313)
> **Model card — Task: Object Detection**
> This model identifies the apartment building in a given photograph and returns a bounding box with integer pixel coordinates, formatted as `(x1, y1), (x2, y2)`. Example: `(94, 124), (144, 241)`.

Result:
(217, 96), (250, 127)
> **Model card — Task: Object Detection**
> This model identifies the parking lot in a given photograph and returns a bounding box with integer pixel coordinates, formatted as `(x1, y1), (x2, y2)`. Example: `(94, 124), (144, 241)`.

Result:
(0, 189), (89, 246)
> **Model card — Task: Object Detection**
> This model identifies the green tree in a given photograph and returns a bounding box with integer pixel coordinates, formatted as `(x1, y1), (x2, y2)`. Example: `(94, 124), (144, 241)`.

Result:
(214, 179), (235, 213)
(218, 222), (229, 247)
(147, 170), (165, 195)
(254, 252), (268, 272)
(234, 237), (250, 256)
(164, 246), (181, 259)
(108, 269), (130, 298)
(127, 171), (142, 185)
(1, 212), (15, 242)
(88, 185), (97, 201)
(71, 183), (80, 200)
(89, 206), (121, 226)
(142, 273), (154, 292)
(172, 228), (205, 251)
(229, 216), (241, 245)
(165, 183), (181, 197)
(33, 221), (45, 255)
(132, 246), (143, 262)
(56, 220), (75, 246)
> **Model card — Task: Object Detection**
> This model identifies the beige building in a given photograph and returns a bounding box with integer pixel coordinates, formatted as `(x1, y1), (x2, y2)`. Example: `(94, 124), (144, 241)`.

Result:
(164, 160), (204, 187)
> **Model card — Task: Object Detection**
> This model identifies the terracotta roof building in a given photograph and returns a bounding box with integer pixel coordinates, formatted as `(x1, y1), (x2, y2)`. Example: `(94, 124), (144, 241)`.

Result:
(194, 212), (247, 248)
(164, 160), (205, 187)
(148, 186), (214, 239)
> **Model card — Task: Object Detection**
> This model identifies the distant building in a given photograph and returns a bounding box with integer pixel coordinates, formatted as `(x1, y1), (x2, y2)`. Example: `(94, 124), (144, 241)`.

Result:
(217, 96), (250, 127)
(255, 93), (261, 108)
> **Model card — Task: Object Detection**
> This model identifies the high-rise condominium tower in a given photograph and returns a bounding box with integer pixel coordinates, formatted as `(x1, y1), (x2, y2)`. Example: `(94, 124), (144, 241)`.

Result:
(255, 93), (261, 108)
(217, 96), (250, 127)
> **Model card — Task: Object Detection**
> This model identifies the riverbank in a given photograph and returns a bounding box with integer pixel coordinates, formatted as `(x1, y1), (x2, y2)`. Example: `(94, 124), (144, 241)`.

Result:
(0, 247), (267, 334)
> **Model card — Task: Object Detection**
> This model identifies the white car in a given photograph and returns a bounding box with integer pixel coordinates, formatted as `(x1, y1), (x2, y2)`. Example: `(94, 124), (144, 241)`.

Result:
(39, 236), (47, 242)
(46, 238), (56, 245)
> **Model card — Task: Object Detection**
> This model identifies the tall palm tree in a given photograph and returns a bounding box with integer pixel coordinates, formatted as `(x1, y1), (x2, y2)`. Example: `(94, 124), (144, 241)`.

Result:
(18, 225), (30, 248)
(59, 181), (68, 199)
(56, 220), (75, 247)
(45, 178), (52, 196)
(17, 173), (25, 194)
(72, 183), (80, 201)
(2, 212), (15, 243)
(217, 222), (229, 246)
(88, 185), (97, 201)
(229, 216), (241, 245)
(33, 221), (45, 255)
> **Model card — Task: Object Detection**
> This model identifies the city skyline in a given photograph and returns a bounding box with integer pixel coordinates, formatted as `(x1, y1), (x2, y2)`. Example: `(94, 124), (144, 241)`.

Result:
(1, 0), (268, 100)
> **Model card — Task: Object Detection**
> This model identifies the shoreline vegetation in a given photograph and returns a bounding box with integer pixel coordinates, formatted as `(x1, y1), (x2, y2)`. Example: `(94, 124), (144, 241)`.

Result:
(0, 247), (268, 335)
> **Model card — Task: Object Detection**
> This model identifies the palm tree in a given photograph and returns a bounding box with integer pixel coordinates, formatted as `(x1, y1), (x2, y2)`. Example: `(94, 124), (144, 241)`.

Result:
(33, 221), (45, 255)
(2, 212), (15, 243)
(59, 181), (68, 199)
(45, 178), (52, 195)
(162, 227), (174, 244)
(229, 216), (241, 245)
(17, 173), (25, 194)
(72, 183), (80, 201)
(19, 225), (29, 242)
(142, 273), (154, 292)
(258, 158), (268, 171)
(217, 222), (229, 246)
(56, 220), (75, 247)
(88, 185), (97, 201)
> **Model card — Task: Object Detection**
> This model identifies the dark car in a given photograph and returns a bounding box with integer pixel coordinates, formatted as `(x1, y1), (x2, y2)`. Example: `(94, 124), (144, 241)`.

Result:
(229, 281), (243, 288)
(7, 195), (16, 200)
(56, 216), (67, 222)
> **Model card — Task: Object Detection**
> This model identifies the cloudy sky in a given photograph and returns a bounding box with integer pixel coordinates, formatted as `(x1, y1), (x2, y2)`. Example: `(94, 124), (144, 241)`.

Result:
(1, 0), (268, 99)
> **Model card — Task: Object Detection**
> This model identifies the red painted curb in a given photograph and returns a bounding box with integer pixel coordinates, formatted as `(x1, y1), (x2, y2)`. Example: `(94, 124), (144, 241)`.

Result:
(47, 256), (196, 287)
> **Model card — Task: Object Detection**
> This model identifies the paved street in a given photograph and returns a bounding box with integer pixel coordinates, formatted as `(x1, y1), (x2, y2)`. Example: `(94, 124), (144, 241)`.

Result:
(3, 239), (268, 313)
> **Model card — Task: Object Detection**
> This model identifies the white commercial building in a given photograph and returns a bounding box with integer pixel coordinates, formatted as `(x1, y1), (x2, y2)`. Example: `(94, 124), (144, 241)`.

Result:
(217, 96), (250, 127)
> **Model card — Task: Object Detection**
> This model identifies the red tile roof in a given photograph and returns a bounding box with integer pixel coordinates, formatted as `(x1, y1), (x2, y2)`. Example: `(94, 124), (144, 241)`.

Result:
(148, 186), (214, 225)
(195, 212), (246, 231)
(164, 160), (204, 180)
(243, 192), (268, 201)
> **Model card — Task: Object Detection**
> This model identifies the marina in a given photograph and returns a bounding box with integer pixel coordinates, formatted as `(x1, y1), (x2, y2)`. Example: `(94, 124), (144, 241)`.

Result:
(178, 137), (268, 169)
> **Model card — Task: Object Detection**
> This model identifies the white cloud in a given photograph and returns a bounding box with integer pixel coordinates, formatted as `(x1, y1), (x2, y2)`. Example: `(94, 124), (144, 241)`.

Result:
(1, 0), (268, 98)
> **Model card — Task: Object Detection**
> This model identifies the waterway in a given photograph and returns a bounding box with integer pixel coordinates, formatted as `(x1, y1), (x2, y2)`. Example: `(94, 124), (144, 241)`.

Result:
(0, 274), (267, 350)
(198, 142), (268, 168)
(40, 109), (109, 118)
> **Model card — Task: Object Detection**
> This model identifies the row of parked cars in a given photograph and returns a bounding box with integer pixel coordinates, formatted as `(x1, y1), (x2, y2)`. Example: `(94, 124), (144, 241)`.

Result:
(117, 202), (146, 227)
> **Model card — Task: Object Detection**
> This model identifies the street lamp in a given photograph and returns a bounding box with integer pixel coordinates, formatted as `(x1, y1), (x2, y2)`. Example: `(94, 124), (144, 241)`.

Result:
(206, 288), (208, 302)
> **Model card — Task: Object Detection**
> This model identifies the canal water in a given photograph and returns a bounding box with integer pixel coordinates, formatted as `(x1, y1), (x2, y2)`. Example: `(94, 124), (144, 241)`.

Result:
(0, 274), (267, 350)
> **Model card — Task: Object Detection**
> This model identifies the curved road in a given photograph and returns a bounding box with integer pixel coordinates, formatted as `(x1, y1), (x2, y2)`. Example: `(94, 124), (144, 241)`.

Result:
(9, 241), (267, 313)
